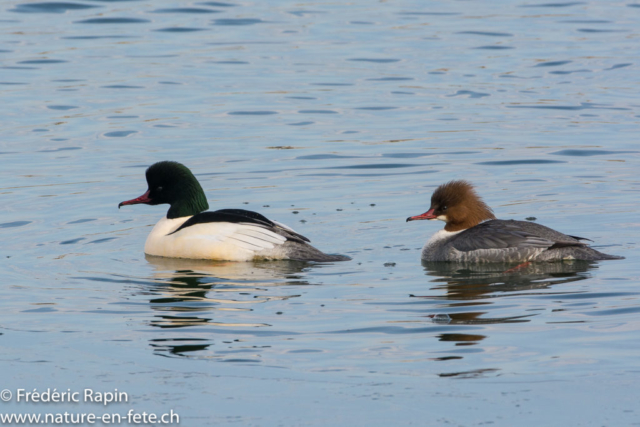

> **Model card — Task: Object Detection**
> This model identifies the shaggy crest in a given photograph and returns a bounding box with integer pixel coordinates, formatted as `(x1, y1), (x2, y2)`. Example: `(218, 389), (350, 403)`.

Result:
(431, 180), (495, 231)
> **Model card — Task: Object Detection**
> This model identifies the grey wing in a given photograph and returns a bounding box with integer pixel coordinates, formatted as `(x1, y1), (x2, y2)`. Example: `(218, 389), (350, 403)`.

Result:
(449, 220), (556, 252)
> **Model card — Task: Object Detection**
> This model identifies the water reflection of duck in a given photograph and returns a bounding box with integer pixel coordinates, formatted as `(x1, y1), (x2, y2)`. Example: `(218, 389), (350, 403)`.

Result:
(145, 254), (312, 283)
(143, 255), (312, 330)
(414, 260), (596, 329)
(422, 260), (595, 297)
(143, 256), (314, 359)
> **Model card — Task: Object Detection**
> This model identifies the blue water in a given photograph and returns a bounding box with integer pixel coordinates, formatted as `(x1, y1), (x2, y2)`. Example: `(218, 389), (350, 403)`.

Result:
(1, 0), (639, 425)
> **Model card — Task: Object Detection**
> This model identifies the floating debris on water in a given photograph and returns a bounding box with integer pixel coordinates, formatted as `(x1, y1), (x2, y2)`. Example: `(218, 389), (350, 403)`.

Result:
(429, 314), (452, 323)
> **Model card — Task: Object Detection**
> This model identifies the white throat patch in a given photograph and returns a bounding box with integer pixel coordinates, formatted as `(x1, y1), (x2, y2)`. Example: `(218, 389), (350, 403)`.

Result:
(426, 228), (462, 247)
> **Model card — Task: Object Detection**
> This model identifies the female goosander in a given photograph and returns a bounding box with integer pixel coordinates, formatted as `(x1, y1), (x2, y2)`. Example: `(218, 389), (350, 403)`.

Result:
(119, 161), (350, 262)
(406, 180), (623, 263)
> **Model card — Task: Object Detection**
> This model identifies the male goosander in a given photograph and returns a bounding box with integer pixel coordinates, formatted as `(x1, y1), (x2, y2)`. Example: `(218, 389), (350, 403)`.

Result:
(119, 161), (350, 262)
(406, 180), (623, 263)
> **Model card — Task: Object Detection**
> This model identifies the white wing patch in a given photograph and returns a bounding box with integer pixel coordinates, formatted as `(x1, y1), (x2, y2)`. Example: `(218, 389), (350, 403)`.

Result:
(228, 223), (287, 250)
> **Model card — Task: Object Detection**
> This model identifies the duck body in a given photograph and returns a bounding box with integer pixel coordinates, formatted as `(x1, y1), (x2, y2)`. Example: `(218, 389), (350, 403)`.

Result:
(143, 214), (281, 261)
(120, 161), (349, 262)
(420, 219), (622, 263)
(144, 209), (347, 262)
(408, 180), (623, 263)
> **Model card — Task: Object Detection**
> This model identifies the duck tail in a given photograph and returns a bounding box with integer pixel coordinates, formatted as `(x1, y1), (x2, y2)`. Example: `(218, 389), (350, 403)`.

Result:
(283, 241), (351, 262)
(593, 251), (625, 260)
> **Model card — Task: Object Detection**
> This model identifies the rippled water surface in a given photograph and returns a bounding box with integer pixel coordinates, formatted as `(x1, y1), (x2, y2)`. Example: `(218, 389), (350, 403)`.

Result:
(2, 0), (639, 425)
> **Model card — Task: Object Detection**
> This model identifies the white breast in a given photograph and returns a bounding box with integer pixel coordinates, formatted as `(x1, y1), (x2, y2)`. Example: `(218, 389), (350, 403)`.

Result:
(421, 229), (463, 259)
(144, 216), (289, 261)
(425, 229), (462, 246)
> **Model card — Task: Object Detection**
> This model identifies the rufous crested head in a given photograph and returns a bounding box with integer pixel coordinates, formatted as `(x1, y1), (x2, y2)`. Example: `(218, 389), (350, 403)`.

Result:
(406, 180), (495, 232)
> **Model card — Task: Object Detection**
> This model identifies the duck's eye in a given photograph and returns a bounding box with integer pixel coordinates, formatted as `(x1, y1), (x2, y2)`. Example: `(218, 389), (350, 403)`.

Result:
(156, 186), (163, 192)
(442, 205), (448, 211)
